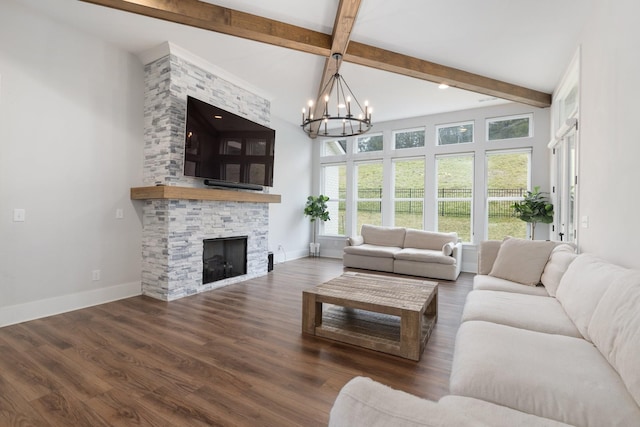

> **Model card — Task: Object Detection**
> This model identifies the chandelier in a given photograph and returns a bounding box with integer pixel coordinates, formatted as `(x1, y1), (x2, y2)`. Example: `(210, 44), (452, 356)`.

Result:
(301, 53), (372, 138)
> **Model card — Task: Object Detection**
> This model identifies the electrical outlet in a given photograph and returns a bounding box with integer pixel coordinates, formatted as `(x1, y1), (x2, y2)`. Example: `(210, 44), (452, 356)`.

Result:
(115, 208), (124, 219)
(92, 270), (101, 281)
(277, 244), (283, 250)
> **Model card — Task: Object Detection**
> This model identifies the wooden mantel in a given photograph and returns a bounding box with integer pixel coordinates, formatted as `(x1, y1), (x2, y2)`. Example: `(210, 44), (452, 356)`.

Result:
(130, 186), (281, 203)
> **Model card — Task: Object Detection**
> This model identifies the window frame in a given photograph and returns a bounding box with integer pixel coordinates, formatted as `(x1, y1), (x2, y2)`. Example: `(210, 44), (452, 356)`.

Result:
(392, 127), (426, 150)
(485, 148), (532, 240)
(486, 113), (533, 141)
(435, 153), (474, 242)
(435, 120), (474, 146)
(392, 157), (426, 228)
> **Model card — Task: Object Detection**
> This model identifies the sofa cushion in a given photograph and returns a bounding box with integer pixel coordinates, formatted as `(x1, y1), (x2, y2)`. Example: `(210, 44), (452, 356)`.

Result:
(343, 243), (401, 259)
(588, 270), (640, 407)
(438, 396), (573, 427)
(489, 237), (556, 286)
(555, 253), (627, 341)
(461, 290), (581, 338)
(329, 376), (485, 427)
(403, 229), (457, 251)
(540, 244), (577, 297)
(473, 274), (550, 297)
(450, 321), (640, 427)
(361, 224), (406, 247)
(394, 248), (456, 265)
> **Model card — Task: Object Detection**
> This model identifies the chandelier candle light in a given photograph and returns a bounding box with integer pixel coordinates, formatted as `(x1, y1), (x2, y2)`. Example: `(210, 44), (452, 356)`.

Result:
(301, 53), (373, 138)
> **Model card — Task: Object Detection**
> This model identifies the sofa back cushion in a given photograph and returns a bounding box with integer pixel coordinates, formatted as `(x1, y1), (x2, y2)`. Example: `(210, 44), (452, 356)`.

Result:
(403, 229), (457, 251)
(488, 237), (555, 286)
(555, 254), (628, 341)
(477, 240), (502, 275)
(588, 270), (640, 407)
(361, 224), (406, 247)
(540, 244), (578, 297)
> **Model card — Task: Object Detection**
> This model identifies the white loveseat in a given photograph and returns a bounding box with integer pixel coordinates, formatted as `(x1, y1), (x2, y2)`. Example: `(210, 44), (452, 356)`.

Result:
(329, 237), (640, 427)
(343, 224), (462, 281)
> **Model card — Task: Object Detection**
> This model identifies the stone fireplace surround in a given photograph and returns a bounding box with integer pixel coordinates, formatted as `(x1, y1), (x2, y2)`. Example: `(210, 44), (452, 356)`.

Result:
(135, 43), (278, 301)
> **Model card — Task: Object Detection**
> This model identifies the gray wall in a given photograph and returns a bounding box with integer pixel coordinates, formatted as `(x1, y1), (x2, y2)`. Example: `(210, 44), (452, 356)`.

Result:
(0, 1), (144, 325)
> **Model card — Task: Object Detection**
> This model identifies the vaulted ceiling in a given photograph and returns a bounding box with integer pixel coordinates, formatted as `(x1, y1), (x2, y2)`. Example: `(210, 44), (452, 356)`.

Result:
(16, 0), (593, 128)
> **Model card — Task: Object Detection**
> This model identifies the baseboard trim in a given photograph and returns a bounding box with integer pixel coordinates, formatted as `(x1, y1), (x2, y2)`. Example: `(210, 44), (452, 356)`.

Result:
(0, 281), (142, 327)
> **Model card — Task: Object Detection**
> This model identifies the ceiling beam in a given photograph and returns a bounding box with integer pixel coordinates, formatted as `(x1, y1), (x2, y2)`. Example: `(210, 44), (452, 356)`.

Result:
(79, 0), (332, 56)
(79, 0), (552, 108)
(307, 0), (363, 137)
(345, 42), (551, 108)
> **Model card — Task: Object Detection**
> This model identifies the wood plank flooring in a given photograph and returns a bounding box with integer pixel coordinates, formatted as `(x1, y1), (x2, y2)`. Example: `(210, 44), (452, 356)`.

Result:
(0, 258), (473, 426)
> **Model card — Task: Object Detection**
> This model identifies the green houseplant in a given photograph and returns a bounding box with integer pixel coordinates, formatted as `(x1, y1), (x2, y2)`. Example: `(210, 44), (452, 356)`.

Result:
(304, 195), (330, 255)
(512, 186), (554, 240)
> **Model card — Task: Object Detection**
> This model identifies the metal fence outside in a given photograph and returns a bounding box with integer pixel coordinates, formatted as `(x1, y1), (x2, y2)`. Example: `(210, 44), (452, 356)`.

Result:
(338, 188), (527, 217)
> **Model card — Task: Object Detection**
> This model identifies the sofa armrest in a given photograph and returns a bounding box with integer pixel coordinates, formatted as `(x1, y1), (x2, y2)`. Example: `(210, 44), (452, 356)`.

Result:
(477, 240), (502, 275)
(329, 376), (486, 427)
(347, 235), (364, 246)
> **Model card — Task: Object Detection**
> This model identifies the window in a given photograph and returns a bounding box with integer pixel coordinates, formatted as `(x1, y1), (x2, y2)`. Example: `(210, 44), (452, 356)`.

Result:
(320, 164), (347, 235)
(321, 139), (347, 157)
(487, 114), (532, 140)
(356, 133), (384, 153)
(394, 128), (425, 149)
(486, 150), (531, 240)
(436, 121), (474, 145)
(356, 161), (383, 231)
(436, 155), (473, 242)
(393, 158), (425, 228)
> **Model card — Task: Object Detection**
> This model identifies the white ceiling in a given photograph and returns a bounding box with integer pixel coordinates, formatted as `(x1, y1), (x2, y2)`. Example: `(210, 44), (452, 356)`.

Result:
(16, 0), (593, 126)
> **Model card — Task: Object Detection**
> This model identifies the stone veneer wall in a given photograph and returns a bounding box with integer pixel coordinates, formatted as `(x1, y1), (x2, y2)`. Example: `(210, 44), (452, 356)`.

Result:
(141, 47), (271, 301)
(143, 52), (270, 186)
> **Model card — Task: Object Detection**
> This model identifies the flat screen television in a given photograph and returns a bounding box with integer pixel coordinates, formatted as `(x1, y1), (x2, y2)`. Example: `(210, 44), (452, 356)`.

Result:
(183, 96), (275, 189)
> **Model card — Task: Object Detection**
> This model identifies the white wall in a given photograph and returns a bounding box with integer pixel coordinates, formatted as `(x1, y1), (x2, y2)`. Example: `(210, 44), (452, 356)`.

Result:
(267, 115), (314, 263)
(576, 0), (640, 269)
(0, 1), (144, 325)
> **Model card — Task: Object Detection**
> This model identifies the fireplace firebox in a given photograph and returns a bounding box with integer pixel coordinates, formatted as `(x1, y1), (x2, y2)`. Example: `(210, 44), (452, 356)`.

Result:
(203, 236), (247, 284)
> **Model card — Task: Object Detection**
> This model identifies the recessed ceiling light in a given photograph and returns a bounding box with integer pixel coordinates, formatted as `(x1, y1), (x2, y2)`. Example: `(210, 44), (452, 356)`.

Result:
(438, 83), (450, 90)
(213, 115), (223, 119)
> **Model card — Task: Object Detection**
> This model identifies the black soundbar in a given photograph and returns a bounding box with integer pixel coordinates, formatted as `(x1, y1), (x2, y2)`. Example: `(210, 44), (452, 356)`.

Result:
(203, 179), (264, 191)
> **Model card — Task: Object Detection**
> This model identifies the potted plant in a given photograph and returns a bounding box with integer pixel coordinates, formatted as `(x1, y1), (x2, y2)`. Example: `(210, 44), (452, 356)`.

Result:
(512, 186), (554, 240)
(304, 195), (330, 256)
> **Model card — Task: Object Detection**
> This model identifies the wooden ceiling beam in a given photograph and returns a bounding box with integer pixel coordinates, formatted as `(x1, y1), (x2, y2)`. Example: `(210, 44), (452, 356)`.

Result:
(79, 0), (332, 56)
(345, 42), (551, 108)
(79, 0), (552, 109)
(307, 0), (363, 137)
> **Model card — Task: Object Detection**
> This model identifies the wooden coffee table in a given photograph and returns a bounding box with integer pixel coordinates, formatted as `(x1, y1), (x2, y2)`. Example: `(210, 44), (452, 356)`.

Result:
(302, 272), (438, 361)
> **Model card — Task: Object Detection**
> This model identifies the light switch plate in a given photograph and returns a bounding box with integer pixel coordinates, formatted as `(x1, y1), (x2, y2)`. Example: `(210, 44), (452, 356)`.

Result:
(13, 208), (25, 222)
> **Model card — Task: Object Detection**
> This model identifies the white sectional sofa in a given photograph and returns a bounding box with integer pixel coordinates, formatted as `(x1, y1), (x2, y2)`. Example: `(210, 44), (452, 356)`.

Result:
(343, 224), (462, 281)
(329, 237), (640, 427)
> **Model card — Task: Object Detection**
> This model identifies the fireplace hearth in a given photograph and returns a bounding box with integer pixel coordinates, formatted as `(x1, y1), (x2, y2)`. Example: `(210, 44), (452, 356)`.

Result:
(203, 236), (248, 284)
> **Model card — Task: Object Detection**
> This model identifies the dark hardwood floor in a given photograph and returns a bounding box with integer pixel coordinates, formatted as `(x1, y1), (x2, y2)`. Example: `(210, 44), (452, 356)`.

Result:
(0, 258), (473, 426)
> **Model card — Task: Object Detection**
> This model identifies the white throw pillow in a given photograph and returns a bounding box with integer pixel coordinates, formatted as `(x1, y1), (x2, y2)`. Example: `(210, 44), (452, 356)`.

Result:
(540, 244), (578, 297)
(489, 237), (555, 286)
(348, 235), (364, 246)
(442, 242), (454, 256)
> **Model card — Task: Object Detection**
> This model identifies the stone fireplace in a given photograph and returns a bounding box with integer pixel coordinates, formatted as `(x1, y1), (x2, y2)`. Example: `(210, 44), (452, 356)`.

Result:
(134, 43), (279, 301)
